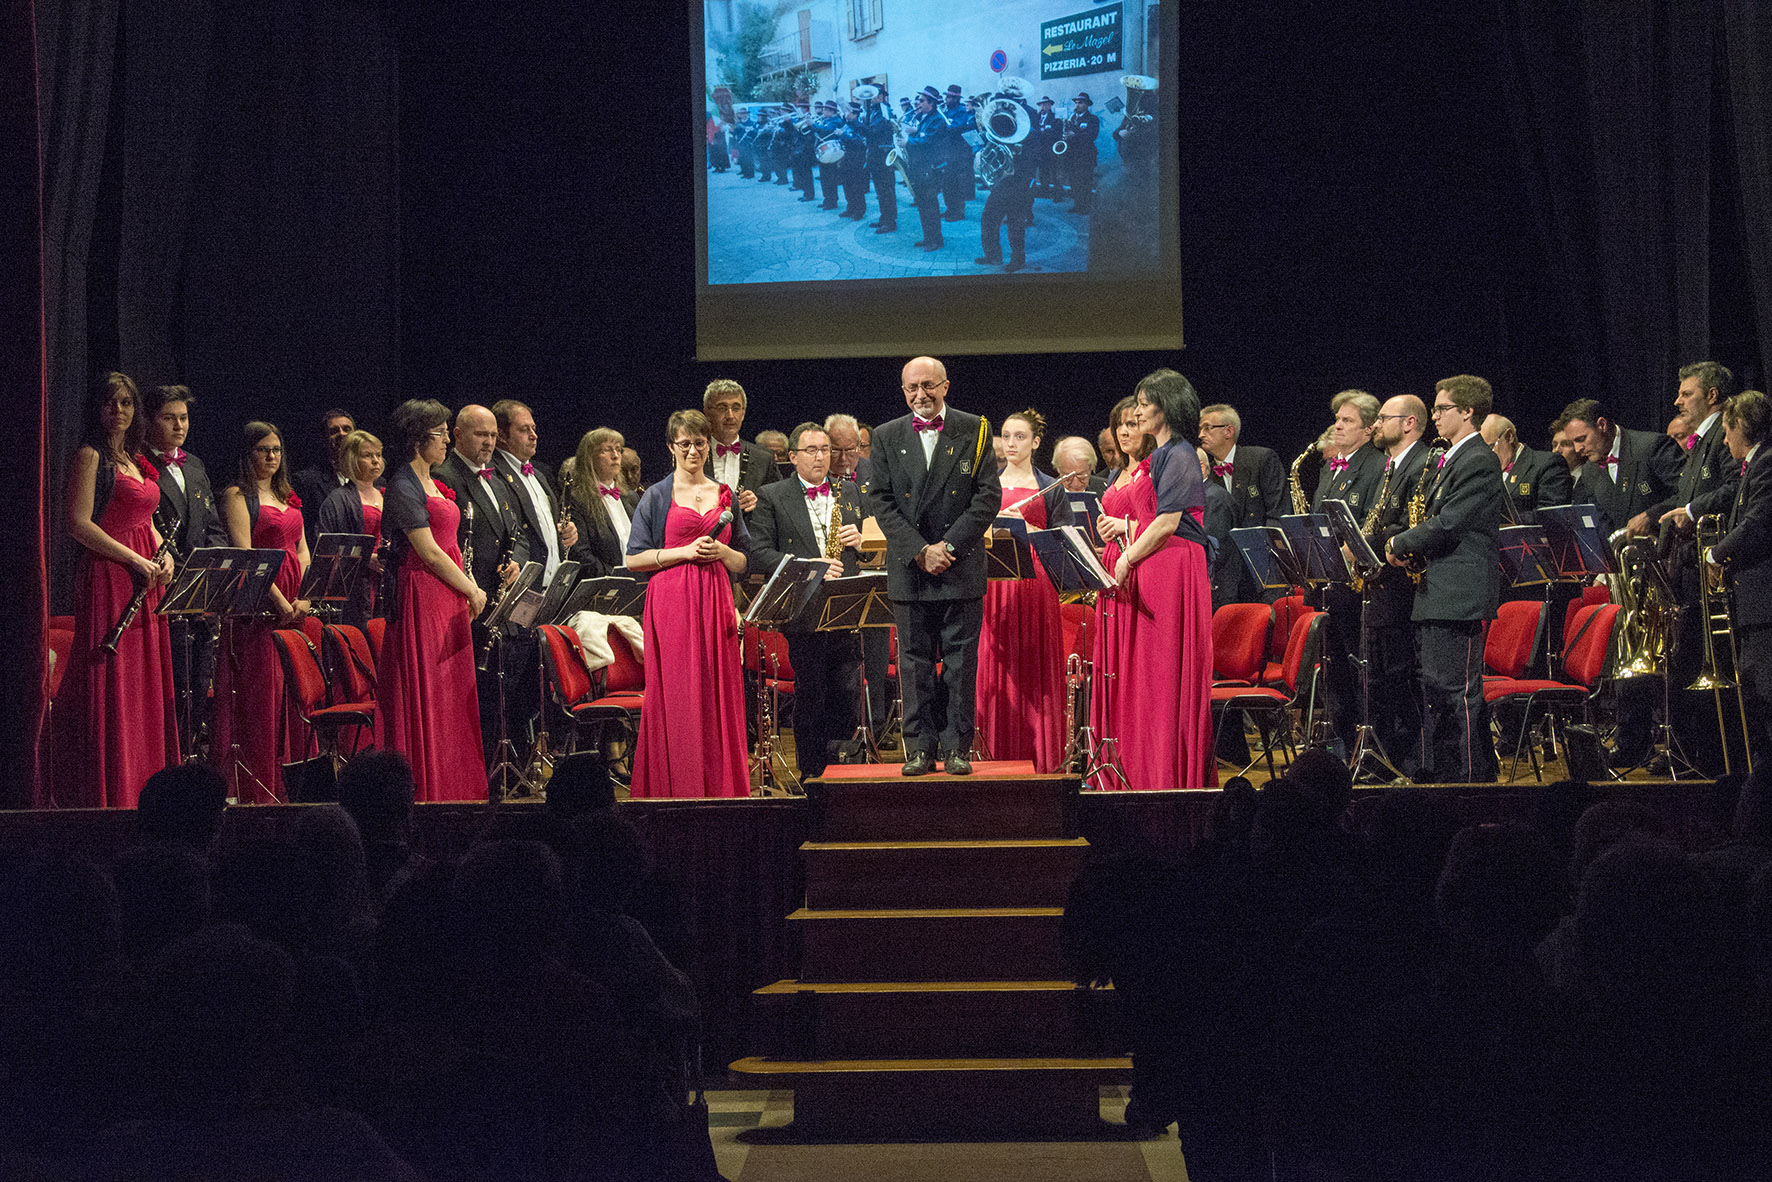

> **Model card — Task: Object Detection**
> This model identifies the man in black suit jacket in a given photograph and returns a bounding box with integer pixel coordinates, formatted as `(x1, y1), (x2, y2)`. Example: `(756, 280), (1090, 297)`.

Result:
(703, 379), (783, 517)
(1479, 415), (1573, 525)
(1198, 403), (1288, 603)
(865, 356), (1003, 775)
(827, 413), (893, 744)
(144, 384), (231, 754)
(491, 399), (578, 585)
(1197, 447), (1238, 612)
(1561, 397), (1684, 537)
(749, 423), (869, 780)
(432, 404), (528, 761)
(1363, 394), (1433, 778)
(291, 407), (357, 551)
(1388, 376), (1504, 783)
(1710, 390), (1772, 764)
(1053, 436), (1110, 495)
(1312, 391), (1388, 760)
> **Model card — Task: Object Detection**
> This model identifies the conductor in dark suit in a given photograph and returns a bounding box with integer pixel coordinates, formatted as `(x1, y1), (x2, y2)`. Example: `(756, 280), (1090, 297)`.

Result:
(1710, 389), (1772, 764)
(866, 356), (1003, 775)
(1479, 414), (1572, 525)
(291, 407), (357, 551)
(702, 379), (783, 517)
(1387, 375), (1504, 783)
(749, 423), (868, 780)
(1561, 397), (1683, 537)
(1197, 403), (1287, 603)
(143, 384), (230, 752)
(431, 404), (527, 760)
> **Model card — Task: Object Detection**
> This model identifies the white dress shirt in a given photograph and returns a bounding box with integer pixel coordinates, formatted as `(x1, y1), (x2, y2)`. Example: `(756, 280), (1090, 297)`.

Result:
(153, 449), (186, 495)
(710, 439), (742, 493)
(499, 449), (561, 581)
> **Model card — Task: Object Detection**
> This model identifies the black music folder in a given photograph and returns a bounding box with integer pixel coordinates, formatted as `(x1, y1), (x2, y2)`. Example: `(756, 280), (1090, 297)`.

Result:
(556, 574), (648, 620)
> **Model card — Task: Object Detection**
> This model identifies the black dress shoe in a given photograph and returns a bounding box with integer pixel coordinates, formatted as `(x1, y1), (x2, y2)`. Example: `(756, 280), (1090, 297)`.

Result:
(1003, 259), (1025, 272)
(941, 751), (973, 776)
(874, 224), (896, 233)
(902, 751), (935, 777)
(974, 256), (1003, 265)
(913, 239), (932, 247)
(922, 240), (944, 251)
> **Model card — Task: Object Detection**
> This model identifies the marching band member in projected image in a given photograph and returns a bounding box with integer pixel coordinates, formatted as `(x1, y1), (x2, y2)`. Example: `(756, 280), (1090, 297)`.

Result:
(866, 357), (1003, 776)
(977, 409), (1073, 773)
(625, 410), (752, 799)
(374, 399), (488, 803)
(1111, 370), (1215, 790)
(55, 372), (178, 809)
(974, 82), (1040, 272)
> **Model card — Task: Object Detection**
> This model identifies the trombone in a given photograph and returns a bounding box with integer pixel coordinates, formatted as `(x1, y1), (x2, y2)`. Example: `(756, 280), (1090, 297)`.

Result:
(1691, 514), (1754, 773)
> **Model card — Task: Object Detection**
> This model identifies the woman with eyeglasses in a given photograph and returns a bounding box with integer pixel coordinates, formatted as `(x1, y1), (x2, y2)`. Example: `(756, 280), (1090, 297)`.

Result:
(1088, 395), (1156, 788)
(213, 421), (312, 802)
(53, 371), (179, 808)
(373, 399), (489, 802)
(625, 409), (751, 797)
(566, 427), (639, 577)
(316, 429), (387, 625)
(1107, 369), (1217, 790)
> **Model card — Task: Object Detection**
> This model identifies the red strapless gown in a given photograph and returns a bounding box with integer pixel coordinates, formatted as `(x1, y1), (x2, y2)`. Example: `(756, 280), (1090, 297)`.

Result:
(374, 493), (487, 801)
(54, 467), (178, 808)
(976, 486), (1066, 772)
(630, 501), (749, 798)
(212, 500), (305, 803)
(1088, 467), (1140, 790)
(1114, 467), (1218, 790)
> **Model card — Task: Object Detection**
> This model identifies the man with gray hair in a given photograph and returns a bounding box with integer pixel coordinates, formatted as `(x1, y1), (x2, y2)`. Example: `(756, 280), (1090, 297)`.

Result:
(1052, 436), (1106, 493)
(1313, 389), (1388, 764)
(1198, 402), (1287, 608)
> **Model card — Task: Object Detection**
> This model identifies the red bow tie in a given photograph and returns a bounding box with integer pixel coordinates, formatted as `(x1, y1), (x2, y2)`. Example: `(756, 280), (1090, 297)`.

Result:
(1600, 455), (1618, 467)
(804, 481), (831, 499)
(1211, 461), (1233, 478)
(913, 415), (944, 433)
(1328, 456), (1349, 473)
(520, 461), (535, 476)
(1436, 454), (1448, 470)
(598, 484), (621, 498)
(476, 467), (494, 479)
(715, 441), (742, 458)
(161, 449), (186, 467)
(1683, 434), (1697, 451)
(1504, 462), (1513, 474)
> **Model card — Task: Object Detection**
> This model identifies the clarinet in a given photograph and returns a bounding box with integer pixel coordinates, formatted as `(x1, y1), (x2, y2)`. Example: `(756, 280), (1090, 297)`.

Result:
(474, 517), (522, 671)
(102, 506), (179, 655)
(461, 501), (476, 579)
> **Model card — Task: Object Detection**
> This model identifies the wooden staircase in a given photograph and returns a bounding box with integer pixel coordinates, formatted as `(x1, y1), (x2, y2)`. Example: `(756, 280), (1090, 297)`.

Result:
(730, 764), (1129, 1138)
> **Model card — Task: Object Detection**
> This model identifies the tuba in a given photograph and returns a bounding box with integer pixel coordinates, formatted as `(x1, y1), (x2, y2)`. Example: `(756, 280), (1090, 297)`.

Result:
(974, 94), (1032, 186)
(1608, 526), (1674, 679)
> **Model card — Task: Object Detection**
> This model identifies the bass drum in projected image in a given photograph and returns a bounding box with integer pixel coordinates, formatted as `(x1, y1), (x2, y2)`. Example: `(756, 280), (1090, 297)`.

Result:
(815, 139), (845, 165)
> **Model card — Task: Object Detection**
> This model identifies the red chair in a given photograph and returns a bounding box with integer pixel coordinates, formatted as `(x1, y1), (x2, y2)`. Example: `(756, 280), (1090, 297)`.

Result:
(321, 623), (377, 705)
(1483, 601), (1545, 682)
(298, 615), (324, 649)
(1264, 594), (1307, 685)
(1555, 585), (1611, 676)
(537, 623), (641, 754)
(1211, 602), (1273, 687)
(365, 616), (387, 665)
(1211, 609), (1325, 778)
(270, 629), (373, 773)
(1484, 602), (1620, 783)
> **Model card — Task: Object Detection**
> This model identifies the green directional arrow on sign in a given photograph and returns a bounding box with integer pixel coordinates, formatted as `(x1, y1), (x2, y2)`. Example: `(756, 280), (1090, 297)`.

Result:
(1042, 42), (1062, 55)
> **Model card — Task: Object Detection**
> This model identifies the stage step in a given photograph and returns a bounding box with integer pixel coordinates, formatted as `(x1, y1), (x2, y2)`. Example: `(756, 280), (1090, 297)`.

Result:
(805, 773), (1080, 841)
(727, 1055), (1132, 1137)
(801, 837), (1089, 909)
(749, 979), (1124, 1059)
(792, 906), (1066, 982)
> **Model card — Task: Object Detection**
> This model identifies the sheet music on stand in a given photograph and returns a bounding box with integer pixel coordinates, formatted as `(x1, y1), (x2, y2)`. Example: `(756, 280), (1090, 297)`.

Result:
(1065, 489), (1104, 546)
(555, 574), (648, 621)
(482, 562), (544, 629)
(741, 555), (830, 629)
(531, 561), (581, 626)
(1278, 513), (1349, 585)
(1230, 526), (1302, 593)
(1319, 498), (1381, 582)
(985, 524), (1038, 580)
(1026, 525), (1117, 594)
(1499, 525), (1558, 586)
(300, 533), (376, 615)
(1538, 504), (1615, 580)
(158, 547), (288, 619)
(810, 571), (894, 630)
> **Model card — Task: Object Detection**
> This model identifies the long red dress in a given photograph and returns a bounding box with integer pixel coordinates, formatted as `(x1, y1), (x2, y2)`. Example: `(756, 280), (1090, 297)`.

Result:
(374, 483), (487, 802)
(212, 498), (304, 803)
(977, 486), (1066, 772)
(630, 490), (750, 799)
(54, 463), (179, 808)
(1087, 466), (1141, 790)
(1116, 443), (1218, 790)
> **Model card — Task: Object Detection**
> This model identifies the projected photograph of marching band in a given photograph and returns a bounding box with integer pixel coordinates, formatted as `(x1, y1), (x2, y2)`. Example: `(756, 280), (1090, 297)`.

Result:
(701, 0), (1165, 283)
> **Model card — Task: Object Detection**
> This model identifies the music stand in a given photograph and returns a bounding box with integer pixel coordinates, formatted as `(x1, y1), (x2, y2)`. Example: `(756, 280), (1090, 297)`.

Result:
(163, 548), (287, 802)
(985, 526), (1038, 580)
(481, 561), (545, 801)
(1320, 498), (1403, 784)
(1065, 489), (1105, 546)
(524, 561), (582, 786)
(793, 571), (895, 762)
(300, 533), (376, 619)
(1231, 526), (1307, 593)
(1538, 505), (1614, 581)
(1278, 513), (1348, 585)
(1027, 525), (1117, 595)
(742, 555), (827, 794)
(556, 575), (648, 622)
(1500, 526), (1558, 587)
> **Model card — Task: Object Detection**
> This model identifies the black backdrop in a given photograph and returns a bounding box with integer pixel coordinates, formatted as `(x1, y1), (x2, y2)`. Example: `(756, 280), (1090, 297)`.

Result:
(12, 0), (1770, 800)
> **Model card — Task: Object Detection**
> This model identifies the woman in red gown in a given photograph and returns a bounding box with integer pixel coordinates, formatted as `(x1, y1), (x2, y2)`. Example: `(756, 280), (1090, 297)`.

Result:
(1111, 370), (1217, 790)
(54, 372), (179, 808)
(1088, 396), (1152, 789)
(213, 422), (312, 803)
(976, 408), (1071, 772)
(373, 400), (489, 802)
(624, 409), (751, 798)
(316, 429), (386, 625)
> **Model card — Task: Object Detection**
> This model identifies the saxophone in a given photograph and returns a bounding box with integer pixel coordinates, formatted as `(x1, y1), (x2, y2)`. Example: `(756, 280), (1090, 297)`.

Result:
(1346, 462), (1395, 595)
(1288, 439), (1322, 514)
(1401, 444), (1446, 584)
(824, 483), (846, 560)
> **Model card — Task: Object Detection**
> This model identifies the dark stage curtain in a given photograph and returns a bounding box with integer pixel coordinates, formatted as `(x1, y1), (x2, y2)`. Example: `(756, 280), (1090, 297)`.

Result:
(1498, 0), (1766, 421)
(4, 0), (50, 808)
(1722, 0), (1772, 388)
